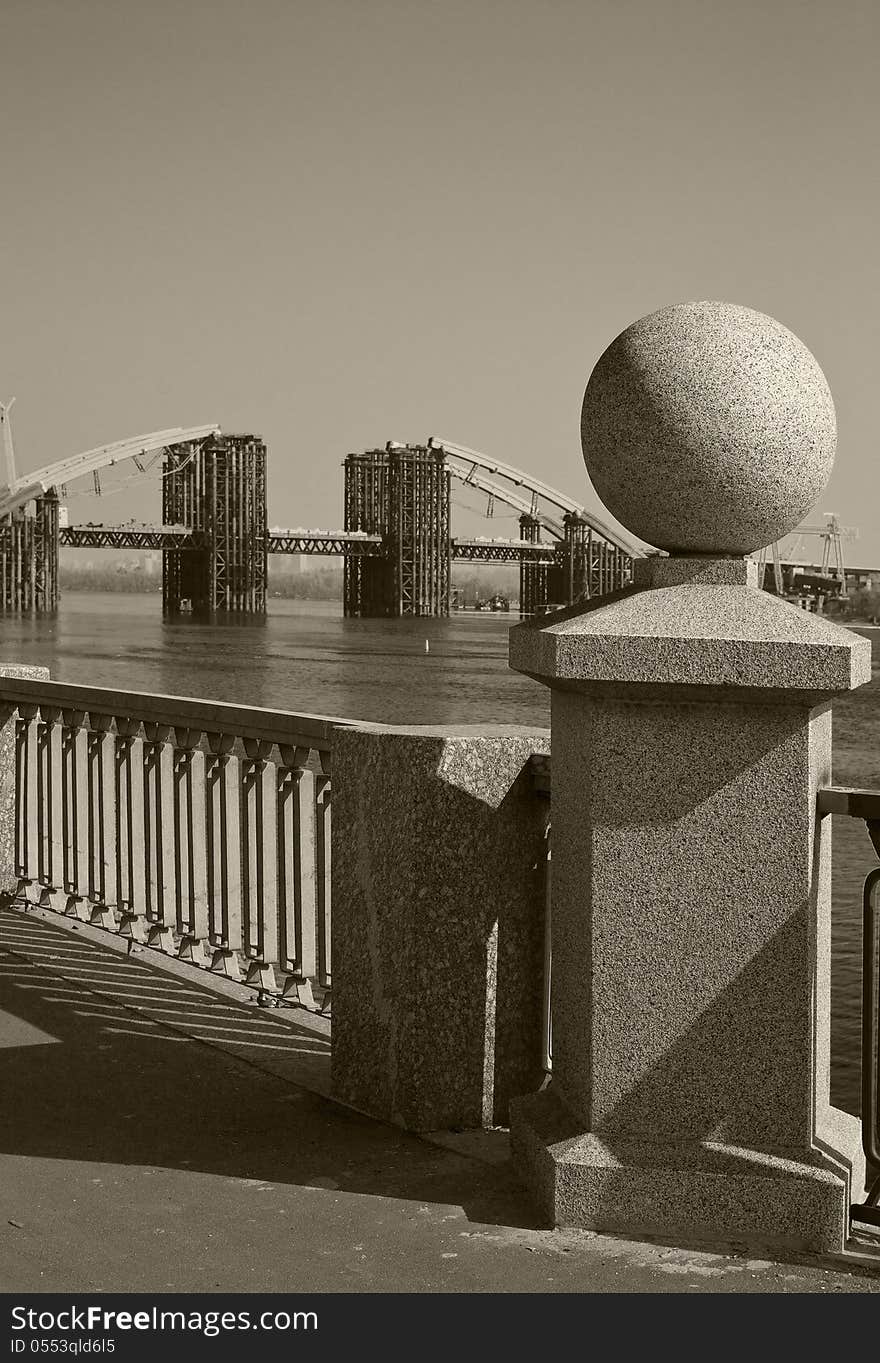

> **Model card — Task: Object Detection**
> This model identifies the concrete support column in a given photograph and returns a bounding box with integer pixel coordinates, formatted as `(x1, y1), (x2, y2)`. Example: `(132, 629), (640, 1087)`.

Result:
(508, 301), (871, 1254)
(331, 724), (549, 1131)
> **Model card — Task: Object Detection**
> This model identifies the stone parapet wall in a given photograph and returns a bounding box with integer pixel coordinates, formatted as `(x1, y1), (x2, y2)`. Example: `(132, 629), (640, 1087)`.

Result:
(331, 724), (550, 1131)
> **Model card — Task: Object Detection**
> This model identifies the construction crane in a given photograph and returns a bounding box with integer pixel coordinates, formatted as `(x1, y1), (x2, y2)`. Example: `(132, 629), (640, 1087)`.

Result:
(758, 514), (855, 600)
(786, 514), (854, 599)
(755, 540), (784, 594)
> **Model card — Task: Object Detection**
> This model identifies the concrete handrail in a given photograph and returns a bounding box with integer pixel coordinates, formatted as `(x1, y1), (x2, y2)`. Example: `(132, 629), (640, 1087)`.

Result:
(0, 675), (360, 751)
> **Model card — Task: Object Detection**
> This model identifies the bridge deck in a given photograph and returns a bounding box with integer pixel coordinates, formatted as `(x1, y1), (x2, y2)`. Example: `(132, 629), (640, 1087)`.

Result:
(452, 539), (558, 563)
(57, 526), (561, 562)
(57, 527), (387, 554)
(268, 532), (383, 556)
(59, 527), (209, 550)
(52, 528), (880, 580)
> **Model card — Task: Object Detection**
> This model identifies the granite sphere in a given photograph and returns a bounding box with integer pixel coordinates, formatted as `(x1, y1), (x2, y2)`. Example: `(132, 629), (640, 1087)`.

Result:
(580, 301), (836, 554)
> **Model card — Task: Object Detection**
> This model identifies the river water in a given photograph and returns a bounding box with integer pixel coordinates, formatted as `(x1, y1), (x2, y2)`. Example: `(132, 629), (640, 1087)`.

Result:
(1, 591), (878, 1116)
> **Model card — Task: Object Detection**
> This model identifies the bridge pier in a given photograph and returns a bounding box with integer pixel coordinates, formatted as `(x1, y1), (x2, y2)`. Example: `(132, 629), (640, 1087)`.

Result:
(163, 434), (267, 618)
(0, 492), (59, 612)
(343, 445), (451, 617)
(561, 511), (590, 603)
(518, 514), (550, 618)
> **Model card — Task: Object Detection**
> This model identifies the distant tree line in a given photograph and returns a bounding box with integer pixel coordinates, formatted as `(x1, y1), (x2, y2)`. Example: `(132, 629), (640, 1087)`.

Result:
(60, 565), (161, 593)
(60, 562), (520, 603)
(839, 587), (880, 625)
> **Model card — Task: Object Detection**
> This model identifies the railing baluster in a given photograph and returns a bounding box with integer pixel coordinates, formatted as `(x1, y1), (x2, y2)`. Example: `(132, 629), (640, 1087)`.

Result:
(61, 708), (89, 919)
(173, 726), (209, 965)
(278, 744), (317, 1007)
(206, 732), (243, 978)
(114, 717), (146, 944)
(143, 723), (175, 952)
(14, 704), (40, 900)
(316, 750), (332, 996)
(36, 705), (64, 911)
(86, 712), (117, 928)
(241, 738), (278, 993)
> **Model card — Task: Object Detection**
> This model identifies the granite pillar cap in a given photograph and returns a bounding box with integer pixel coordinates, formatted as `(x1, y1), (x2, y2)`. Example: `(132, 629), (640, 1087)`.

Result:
(581, 301), (836, 555)
(509, 587), (872, 694)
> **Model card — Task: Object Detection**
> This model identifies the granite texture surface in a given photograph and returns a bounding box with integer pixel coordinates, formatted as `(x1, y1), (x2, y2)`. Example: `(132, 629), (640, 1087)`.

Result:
(632, 556), (759, 588)
(510, 1086), (862, 1254)
(546, 692), (837, 1149)
(580, 301), (836, 554)
(331, 725), (550, 1132)
(0, 666), (49, 893)
(509, 579), (871, 694)
(507, 573), (869, 1252)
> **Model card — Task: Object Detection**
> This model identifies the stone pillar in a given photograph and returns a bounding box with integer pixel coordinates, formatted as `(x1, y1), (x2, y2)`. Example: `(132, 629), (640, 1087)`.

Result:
(331, 724), (549, 1131)
(508, 301), (870, 1254)
(0, 665), (49, 893)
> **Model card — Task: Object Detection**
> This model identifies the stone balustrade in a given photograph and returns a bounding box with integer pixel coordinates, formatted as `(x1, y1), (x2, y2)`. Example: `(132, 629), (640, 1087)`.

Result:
(0, 669), (352, 1006)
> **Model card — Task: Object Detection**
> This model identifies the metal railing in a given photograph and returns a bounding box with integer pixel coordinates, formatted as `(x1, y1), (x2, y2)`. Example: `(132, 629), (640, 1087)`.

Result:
(529, 753), (552, 1075)
(0, 676), (359, 1010)
(816, 787), (879, 1229)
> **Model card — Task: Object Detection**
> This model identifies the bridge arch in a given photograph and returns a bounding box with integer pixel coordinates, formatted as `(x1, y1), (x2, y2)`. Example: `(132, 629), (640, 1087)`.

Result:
(0, 418), (223, 611)
(0, 423), (221, 519)
(432, 437), (641, 557)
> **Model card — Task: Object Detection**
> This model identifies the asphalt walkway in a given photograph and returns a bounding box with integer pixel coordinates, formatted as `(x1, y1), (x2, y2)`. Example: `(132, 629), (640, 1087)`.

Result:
(0, 904), (878, 1294)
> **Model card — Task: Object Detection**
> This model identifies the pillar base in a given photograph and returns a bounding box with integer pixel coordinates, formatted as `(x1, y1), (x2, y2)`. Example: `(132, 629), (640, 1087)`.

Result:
(511, 1086), (865, 1255)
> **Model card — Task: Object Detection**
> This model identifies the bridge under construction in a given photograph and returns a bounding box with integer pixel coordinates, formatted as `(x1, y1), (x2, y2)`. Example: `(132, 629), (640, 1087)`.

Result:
(340, 442), (635, 617)
(0, 409), (858, 619)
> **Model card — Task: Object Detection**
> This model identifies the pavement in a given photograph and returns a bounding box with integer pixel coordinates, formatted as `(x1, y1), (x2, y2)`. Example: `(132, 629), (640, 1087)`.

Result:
(0, 903), (879, 1295)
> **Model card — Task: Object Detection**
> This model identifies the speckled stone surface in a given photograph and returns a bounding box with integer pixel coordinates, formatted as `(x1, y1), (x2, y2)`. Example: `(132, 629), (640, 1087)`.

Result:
(509, 579), (871, 693)
(507, 691), (865, 1252)
(632, 555), (759, 588)
(0, 666), (49, 893)
(507, 299), (868, 1250)
(549, 694), (827, 1144)
(507, 557), (870, 1249)
(511, 1087), (860, 1254)
(580, 301), (836, 554)
(331, 724), (549, 1132)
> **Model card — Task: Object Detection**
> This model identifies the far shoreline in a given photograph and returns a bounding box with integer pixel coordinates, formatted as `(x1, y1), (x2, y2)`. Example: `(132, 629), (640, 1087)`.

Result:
(57, 577), (880, 630)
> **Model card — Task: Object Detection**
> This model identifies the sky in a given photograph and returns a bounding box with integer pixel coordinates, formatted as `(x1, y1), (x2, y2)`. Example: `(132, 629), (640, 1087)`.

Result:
(1, 0), (878, 559)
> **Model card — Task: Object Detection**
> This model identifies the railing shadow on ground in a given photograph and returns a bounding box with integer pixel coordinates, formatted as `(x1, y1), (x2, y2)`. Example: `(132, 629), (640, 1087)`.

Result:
(0, 905), (542, 1234)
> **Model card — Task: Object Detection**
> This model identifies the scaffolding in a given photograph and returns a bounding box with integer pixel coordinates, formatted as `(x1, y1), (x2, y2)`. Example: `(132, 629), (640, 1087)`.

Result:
(535, 512), (631, 616)
(561, 512), (590, 603)
(583, 525), (629, 600)
(343, 445), (451, 617)
(0, 492), (59, 612)
(518, 513), (550, 616)
(0, 400), (58, 612)
(389, 445), (450, 617)
(343, 450), (389, 617)
(163, 434), (267, 616)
